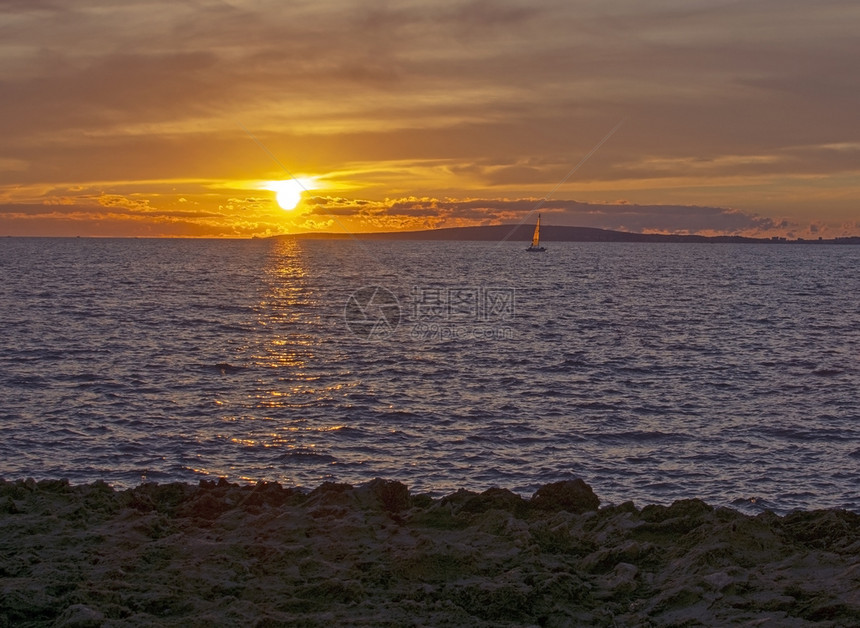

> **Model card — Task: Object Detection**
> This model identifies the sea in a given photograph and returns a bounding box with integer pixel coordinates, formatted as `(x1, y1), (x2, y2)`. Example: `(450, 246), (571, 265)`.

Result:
(1, 237), (858, 515)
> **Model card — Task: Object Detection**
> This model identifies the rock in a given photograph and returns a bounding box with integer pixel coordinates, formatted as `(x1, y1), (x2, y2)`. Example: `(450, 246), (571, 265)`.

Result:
(55, 604), (105, 627)
(36, 478), (71, 492)
(458, 487), (529, 517)
(0, 495), (21, 514)
(127, 482), (190, 514)
(2, 478), (859, 626)
(600, 562), (639, 596)
(531, 571), (591, 607)
(305, 481), (354, 507)
(640, 498), (713, 524)
(702, 571), (734, 592)
(530, 479), (600, 513)
(440, 488), (480, 509)
(451, 580), (532, 622)
(179, 490), (231, 520)
(781, 509), (860, 551)
(582, 540), (655, 573)
(240, 481), (300, 510)
(364, 478), (410, 513)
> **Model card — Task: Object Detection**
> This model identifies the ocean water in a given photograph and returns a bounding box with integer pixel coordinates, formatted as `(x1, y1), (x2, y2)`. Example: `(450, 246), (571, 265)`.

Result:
(1, 237), (858, 514)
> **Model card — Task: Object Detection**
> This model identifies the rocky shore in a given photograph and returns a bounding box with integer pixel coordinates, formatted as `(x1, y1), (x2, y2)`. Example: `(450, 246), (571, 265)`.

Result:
(1, 477), (858, 627)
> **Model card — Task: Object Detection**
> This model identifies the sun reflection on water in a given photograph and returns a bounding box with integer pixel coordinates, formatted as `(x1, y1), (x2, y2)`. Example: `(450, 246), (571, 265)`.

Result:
(204, 238), (357, 485)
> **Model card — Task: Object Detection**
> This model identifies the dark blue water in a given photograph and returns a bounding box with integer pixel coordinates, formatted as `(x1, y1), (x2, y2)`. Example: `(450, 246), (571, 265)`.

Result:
(1, 237), (858, 514)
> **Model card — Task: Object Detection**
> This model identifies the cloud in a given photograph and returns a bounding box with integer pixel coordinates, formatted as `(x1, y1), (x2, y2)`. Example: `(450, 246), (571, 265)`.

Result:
(0, 200), (222, 221)
(3, 0), (856, 147)
(303, 195), (791, 236)
(2, 0), (860, 236)
(8, 190), (860, 238)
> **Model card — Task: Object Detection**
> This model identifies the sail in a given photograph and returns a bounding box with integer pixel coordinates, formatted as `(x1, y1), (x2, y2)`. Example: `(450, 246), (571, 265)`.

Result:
(531, 215), (541, 248)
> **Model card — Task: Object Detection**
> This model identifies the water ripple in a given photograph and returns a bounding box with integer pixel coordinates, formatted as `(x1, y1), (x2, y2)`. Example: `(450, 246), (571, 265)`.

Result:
(1, 238), (858, 514)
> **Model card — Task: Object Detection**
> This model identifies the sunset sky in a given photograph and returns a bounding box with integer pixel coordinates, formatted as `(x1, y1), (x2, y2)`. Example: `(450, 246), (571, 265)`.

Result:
(1, 0), (858, 237)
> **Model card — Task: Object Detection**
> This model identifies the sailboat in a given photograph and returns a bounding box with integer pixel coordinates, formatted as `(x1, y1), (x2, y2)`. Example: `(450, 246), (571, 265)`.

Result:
(526, 214), (546, 252)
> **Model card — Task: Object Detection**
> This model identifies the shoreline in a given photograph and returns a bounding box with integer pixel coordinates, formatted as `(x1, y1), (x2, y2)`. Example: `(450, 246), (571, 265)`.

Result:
(2, 477), (858, 626)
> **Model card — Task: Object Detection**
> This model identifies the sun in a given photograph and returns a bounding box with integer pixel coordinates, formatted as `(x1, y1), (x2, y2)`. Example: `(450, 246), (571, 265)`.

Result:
(273, 179), (305, 211)
(261, 177), (317, 211)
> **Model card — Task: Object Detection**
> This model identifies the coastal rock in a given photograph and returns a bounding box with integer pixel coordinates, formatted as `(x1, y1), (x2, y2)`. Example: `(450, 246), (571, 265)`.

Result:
(702, 571), (735, 592)
(594, 561), (639, 597)
(450, 580), (532, 622)
(362, 478), (411, 513)
(639, 498), (713, 531)
(450, 487), (529, 516)
(55, 604), (105, 628)
(582, 539), (655, 573)
(781, 509), (860, 551)
(530, 479), (600, 513)
(0, 478), (858, 627)
(0, 495), (20, 514)
(305, 480), (354, 505)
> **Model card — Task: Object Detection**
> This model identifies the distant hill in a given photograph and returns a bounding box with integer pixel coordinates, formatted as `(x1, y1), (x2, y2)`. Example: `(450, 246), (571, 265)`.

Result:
(275, 224), (766, 243)
(272, 224), (860, 244)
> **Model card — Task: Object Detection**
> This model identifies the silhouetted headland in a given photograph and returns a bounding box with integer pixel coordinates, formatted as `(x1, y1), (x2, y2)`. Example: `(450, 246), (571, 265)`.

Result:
(274, 224), (860, 244)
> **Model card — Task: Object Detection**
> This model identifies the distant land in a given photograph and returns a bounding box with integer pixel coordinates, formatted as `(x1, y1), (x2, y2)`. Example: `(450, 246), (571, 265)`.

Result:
(274, 224), (860, 244)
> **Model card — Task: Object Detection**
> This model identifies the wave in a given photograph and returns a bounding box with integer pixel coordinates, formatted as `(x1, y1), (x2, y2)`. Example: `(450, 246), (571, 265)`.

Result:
(211, 362), (247, 375)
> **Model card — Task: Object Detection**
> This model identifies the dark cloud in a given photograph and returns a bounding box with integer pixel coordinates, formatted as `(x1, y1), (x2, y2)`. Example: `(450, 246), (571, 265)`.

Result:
(304, 196), (789, 235)
(4, 0), (857, 149)
(0, 201), (222, 220)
